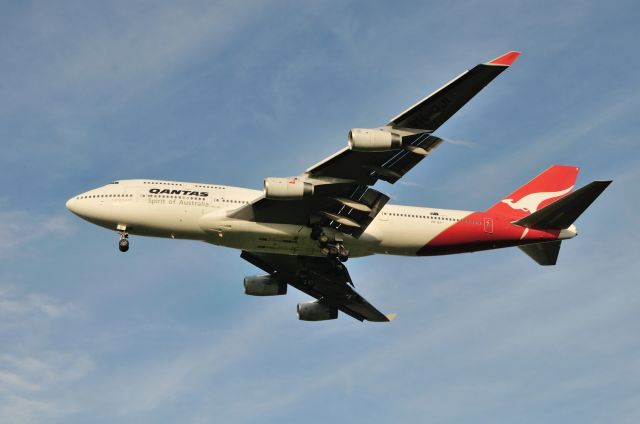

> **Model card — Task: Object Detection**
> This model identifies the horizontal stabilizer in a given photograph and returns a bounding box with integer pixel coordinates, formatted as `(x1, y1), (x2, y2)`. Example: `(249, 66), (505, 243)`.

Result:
(519, 241), (562, 266)
(514, 180), (612, 229)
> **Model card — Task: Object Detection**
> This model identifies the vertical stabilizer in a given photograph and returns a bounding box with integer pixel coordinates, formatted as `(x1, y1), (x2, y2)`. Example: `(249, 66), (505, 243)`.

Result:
(486, 165), (579, 220)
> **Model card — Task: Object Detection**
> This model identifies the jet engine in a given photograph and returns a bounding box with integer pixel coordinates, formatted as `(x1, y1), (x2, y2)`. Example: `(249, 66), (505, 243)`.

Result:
(297, 301), (338, 321)
(264, 177), (313, 199)
(244, 275), (287, 296)
(348, 128), (402, 151)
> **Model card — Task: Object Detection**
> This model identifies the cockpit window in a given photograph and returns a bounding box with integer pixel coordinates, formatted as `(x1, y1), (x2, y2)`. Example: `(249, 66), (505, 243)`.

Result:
(111, 181), (119, 184)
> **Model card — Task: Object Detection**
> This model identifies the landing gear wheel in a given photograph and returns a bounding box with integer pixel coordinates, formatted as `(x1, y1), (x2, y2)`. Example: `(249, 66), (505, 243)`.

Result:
(327, 245), (339, 257)
(118, 238), (129, 252)
(318, 233), (329, 246)
(338, 247), (349, 262)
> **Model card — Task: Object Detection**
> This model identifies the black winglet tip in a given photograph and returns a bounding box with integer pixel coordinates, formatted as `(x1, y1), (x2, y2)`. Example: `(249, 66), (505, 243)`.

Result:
(594, 180), (613, 188)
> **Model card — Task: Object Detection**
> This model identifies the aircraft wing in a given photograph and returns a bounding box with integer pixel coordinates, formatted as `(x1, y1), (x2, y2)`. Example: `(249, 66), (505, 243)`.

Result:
(305, 132), (444, 185)
(241, 251), (394, 322)
(231, 52), (520, 237)
(232, 182), (391, 237)
(387, 51), (521, 130)
(305, 51), (521, 184)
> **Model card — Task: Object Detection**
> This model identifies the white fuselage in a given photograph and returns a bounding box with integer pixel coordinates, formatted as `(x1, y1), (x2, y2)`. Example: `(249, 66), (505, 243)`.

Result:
(65, 179), (479, 258)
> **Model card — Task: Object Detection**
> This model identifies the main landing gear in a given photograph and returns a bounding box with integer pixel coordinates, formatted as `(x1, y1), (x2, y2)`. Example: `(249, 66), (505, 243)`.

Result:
(118, 227), (129, 252)
(311, 226), (349, 262)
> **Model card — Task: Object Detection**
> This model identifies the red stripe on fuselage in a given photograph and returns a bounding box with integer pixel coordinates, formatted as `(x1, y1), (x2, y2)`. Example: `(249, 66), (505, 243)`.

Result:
(417, 212), (560, 256)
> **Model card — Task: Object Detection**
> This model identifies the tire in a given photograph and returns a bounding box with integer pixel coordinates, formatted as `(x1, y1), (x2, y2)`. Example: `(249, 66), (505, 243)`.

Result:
(338, 247), (349, 262)
(119, 238), (129, 252)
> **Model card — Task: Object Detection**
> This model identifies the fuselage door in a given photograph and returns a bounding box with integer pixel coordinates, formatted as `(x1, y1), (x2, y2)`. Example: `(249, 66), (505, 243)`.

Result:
(483, 217), (493, 234)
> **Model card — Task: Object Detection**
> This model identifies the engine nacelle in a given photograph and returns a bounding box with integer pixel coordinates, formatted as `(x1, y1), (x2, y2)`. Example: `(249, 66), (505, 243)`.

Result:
(244, 275), (287, 296)
(297, 301), (338, 321)
(264, 177), (313, 199)
(348, 128), (402, 151)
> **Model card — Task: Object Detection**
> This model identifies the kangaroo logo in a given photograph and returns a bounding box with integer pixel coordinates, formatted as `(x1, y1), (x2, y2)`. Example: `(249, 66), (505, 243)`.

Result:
(501, 186), (573, 213)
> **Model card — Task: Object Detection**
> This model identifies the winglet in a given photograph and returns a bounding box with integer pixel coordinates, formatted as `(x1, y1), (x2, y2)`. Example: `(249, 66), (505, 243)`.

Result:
(385, 313), (398, 322)
(487, 51), (521, 66)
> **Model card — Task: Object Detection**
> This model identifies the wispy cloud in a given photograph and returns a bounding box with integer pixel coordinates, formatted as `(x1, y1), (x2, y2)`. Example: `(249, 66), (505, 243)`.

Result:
(0, 0), (272, 182)
(0, 351), (93, 424)
(0, 285), (89, 424)
(397, 180), (419, 187)
(75, 304), (289, 419)
(0, 289), (75, 322)
(0, 211), (73, 258)
(427, 86), (640, 209)
(1, 1), (268, 115)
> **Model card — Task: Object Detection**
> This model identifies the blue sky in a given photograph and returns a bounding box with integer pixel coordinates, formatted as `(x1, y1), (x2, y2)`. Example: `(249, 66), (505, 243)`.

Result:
(1, 1), (639, 422)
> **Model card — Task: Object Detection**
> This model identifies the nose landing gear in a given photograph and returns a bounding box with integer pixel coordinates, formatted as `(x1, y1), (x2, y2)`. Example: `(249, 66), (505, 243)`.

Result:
(118, 233), (129, 252)
(117, 225), (129, 252)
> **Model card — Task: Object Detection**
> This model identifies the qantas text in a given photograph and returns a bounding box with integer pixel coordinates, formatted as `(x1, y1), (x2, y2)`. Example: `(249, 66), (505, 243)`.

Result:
(149, 188), (209, 197)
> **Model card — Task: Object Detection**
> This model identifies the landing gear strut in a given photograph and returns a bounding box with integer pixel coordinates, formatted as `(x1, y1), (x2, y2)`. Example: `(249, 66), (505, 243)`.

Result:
(118, 230), (129, 252)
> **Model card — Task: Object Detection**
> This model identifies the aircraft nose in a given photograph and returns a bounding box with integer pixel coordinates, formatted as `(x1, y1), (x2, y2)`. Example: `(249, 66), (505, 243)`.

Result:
(66, 196), (78, 213)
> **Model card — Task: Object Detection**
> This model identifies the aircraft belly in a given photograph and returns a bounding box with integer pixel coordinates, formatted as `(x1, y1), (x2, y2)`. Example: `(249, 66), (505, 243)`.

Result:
(201, 219), (374, 257)
(205, 221), (306, 255)
(89, 200), (208, 239)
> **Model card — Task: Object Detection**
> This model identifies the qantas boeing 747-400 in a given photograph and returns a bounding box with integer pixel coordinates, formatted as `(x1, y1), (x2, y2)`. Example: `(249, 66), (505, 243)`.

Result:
(66, 51), (611, 322)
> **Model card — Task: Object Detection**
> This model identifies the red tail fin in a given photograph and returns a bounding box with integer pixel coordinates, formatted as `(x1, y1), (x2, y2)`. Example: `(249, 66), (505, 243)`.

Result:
(486, 165), (580, 219)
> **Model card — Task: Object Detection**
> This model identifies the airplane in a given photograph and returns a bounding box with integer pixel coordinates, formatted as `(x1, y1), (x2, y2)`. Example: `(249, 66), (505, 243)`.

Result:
(66, 51), (611, 323)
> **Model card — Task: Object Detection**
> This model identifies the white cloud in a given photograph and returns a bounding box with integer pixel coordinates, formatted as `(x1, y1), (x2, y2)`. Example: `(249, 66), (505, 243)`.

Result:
(0, 352), (93, 424)
(89, 304), (285, 416)
(1, 1), (268, 114)
(0, 352), (93, 394)
(0, 211), (73, 258)
(0, 285), (89, 423)
(430, 86), (640, 209)
(0, 0), (272, 174)
(0, 284), (80, 336)
(443, 137), (477, 148)
(0, 290), (74, 322)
